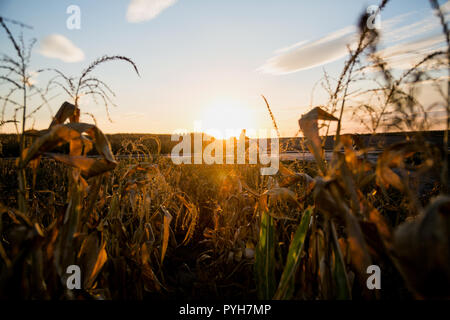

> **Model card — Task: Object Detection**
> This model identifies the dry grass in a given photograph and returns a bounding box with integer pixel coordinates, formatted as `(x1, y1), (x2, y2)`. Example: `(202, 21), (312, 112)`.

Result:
(0, 0), (449, 300)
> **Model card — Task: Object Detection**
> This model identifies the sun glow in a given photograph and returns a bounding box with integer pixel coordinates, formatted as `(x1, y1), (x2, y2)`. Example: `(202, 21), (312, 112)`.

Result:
(200, 99), (256, 139)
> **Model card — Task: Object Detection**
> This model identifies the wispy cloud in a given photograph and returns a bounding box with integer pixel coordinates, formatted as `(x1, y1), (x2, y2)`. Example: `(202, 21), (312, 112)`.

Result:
(126, 0), (177, 23)
(259, 1), (449, 75)
(258, 26), (357, 74)
(377, 33), (445, 65)
(382, 16), (436, 43)
(439, 0), (450, 15)
(38, 34), (84, 63)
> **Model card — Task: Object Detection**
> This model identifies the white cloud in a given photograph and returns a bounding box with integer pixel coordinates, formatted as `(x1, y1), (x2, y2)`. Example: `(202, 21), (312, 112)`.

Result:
(376, 34), (446, 70)
(258, 13), (409, 75)
(378, 34), (445, 58)
(258, 26), (357, 75)
(383, 16), (438, 43)
(259, 7), (448, 75)
(38, 34), (84, 63)
(126, 0), (177, 23)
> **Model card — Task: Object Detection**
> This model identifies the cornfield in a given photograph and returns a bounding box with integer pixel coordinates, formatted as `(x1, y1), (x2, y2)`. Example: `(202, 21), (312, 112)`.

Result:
(0, 0), (449, 301)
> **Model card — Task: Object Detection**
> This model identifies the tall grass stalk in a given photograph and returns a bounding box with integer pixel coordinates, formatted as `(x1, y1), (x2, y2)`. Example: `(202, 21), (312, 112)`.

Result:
(430, 0), (449, 193)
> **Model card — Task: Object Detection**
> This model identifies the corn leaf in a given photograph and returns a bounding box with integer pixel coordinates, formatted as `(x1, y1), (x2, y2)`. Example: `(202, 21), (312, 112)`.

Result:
(274, 207), (312, 300)
(331, 221), (352, 300)
(298, 107), (338, 175)
(255, 209), (276, 300)
(160, 206), (173, 264)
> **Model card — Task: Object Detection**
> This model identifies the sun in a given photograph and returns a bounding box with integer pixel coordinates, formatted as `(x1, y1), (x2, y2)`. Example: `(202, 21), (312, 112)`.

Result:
(201, 99), (256, 139)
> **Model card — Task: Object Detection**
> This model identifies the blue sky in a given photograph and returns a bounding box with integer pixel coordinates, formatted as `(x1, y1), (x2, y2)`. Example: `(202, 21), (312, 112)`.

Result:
(0, 0), (448, 136)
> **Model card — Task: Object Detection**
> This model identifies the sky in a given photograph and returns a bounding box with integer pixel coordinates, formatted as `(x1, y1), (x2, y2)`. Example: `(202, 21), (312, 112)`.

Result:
(0, 0), (448, 137)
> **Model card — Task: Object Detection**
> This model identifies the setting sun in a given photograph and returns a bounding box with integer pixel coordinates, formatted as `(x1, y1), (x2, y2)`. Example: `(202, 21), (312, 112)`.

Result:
(200, 99), (256, 139)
